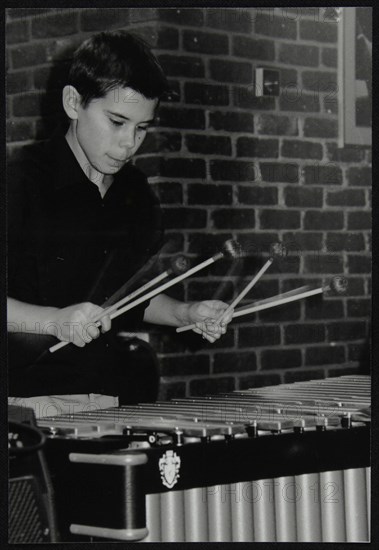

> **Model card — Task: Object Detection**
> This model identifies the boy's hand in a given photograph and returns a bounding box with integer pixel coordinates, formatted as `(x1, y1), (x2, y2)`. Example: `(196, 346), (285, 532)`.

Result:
(187, 300), (233, 343)
(47, 302), (111, 347)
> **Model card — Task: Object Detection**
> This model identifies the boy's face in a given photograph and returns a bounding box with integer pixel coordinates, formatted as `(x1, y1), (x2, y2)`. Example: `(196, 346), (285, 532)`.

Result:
(74, 86), (158, 177)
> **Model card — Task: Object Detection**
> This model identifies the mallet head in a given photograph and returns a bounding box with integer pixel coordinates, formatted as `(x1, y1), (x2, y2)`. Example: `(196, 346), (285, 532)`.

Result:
(328, 275), (348, 295)
(220, 239), (244, 260)
(270, 242), (287, 259)
(170, 254), (191, 275)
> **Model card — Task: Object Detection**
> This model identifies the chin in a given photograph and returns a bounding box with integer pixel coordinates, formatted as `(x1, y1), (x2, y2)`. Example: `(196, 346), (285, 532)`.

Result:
(104, 164), (122, 174)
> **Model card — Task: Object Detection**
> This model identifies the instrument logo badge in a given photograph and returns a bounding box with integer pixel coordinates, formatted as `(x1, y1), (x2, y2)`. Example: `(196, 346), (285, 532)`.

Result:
(159, 450), (181, 489)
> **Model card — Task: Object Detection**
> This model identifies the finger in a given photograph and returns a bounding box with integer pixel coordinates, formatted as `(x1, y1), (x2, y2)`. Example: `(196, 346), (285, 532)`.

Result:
(99, 314), (111, 333)
(72, 327), (88, 347)
(206, 331), (220, 341)
(217, 321), (227, 332)
(204, 320), (218, 333)
(85, 323), (101, 340)
(207, 321), (224, 335)
(76, 323), (92, 346)
(203, 333), (217, 343)
(201, 325), (219, 340)
(204, 327), (221, 338)
(196, 321), (211, 333)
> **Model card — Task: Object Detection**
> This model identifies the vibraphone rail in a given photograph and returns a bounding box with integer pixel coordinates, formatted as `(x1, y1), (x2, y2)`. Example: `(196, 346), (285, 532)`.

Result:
(38, 375), (371, 542)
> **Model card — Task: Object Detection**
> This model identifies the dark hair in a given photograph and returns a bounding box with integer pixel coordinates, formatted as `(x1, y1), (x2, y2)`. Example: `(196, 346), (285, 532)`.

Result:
(68, 30), (170, 106)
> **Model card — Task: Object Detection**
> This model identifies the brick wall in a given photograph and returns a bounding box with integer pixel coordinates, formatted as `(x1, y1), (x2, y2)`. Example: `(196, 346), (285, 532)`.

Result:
(6, 7), (371, 400)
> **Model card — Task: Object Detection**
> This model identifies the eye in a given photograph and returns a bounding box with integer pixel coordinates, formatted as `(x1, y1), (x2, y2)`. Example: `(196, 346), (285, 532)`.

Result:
(137, 126), (148, 133)
(109, 118), (124, 127)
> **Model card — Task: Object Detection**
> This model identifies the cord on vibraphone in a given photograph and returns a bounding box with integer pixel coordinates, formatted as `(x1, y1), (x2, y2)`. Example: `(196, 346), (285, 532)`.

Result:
(38, 375), (371, 543)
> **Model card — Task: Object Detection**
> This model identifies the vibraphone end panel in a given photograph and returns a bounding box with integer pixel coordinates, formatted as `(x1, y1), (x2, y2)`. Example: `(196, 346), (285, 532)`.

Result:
(67, 452), (148, 541)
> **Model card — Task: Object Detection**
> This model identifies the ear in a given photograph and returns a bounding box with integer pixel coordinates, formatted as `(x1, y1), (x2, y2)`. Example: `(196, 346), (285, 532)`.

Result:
(62, 85), (82, 120)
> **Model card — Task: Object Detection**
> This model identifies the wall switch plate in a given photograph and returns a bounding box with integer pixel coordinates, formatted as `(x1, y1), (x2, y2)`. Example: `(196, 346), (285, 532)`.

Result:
(255, 68), (280, 96)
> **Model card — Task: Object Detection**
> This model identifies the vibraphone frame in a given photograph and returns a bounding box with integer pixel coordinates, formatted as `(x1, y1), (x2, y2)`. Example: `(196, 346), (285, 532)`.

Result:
(38, 376), (371, 542)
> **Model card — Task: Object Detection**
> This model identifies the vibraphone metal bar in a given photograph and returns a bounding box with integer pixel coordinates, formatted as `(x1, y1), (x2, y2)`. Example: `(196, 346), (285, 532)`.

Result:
(38, 375), (371, 543)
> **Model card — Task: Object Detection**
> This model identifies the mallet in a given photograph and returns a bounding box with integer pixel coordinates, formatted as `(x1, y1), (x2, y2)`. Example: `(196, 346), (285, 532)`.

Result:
(215, 242), (286, 323)
(99, 254), (191, 319)
(176, 242), (285, 333)
(49, 240), (242, 353)
(232, 276), (348, 319)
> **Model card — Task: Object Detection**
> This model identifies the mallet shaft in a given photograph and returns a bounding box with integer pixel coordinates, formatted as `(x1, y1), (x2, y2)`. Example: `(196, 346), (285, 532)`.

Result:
(216, 258), (273, 324)
(49, 254), (221, 353)
(233, 286), (324, 318)
(100, 271), (169, 318)
(176, 284), (322, 333)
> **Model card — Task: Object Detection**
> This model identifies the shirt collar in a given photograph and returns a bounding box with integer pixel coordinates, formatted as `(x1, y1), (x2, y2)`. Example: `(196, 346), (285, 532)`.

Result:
(47, 130), (131, 193)
(48, 132), (91, 191)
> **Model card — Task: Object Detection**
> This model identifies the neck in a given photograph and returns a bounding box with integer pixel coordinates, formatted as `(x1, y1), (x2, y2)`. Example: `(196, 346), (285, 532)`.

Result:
(65, 123), (110, 189)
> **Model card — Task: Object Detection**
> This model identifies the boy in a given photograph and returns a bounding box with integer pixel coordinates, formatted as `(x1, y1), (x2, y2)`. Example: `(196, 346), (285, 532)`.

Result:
(7, 31), (233, 415)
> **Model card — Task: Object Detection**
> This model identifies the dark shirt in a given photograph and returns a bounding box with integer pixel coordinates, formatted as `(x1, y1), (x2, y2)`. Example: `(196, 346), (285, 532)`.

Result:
(8, 132), (164, 328)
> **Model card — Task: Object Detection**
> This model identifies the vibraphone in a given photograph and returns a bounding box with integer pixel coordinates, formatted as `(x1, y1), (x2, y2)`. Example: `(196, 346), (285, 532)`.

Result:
(38, 375), (370, 542)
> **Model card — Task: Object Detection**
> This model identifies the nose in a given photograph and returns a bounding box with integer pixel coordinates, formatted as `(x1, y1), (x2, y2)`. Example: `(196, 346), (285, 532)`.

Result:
(119, 126), (136, 149)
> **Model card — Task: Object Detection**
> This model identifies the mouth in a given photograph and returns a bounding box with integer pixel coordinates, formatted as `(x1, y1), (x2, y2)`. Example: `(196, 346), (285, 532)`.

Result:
(108, 155), (129, 163)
